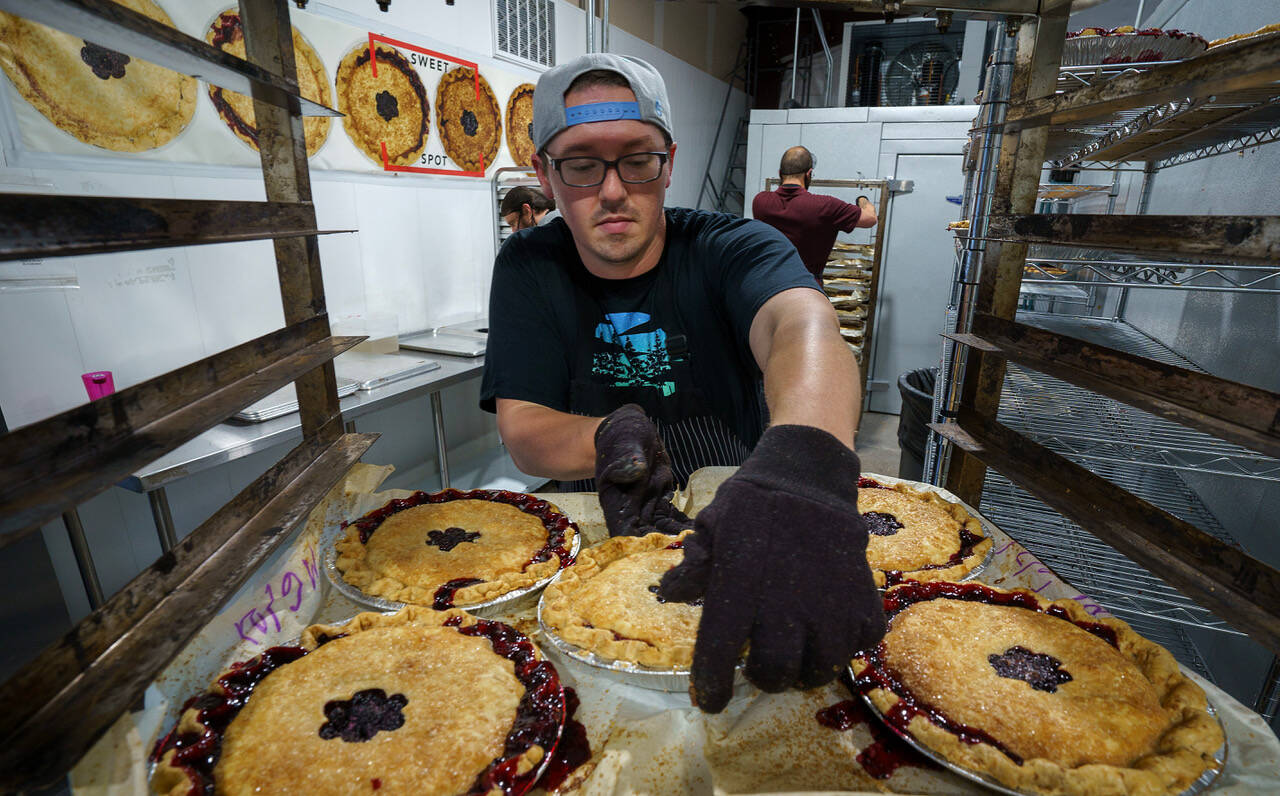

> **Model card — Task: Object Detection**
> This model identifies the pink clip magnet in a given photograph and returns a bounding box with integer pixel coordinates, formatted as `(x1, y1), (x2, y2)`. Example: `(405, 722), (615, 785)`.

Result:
(81, 371), (115, 400)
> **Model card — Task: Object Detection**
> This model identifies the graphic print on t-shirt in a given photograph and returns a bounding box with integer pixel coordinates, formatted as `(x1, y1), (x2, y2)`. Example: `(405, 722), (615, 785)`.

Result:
(592, 311), (676, 396)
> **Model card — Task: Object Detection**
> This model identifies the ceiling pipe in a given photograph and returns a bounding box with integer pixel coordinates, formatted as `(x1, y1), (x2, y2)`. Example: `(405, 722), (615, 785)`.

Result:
(585, 0), (596, 53)
(602, 0), (610, 51)
(811, 8), (834, 107)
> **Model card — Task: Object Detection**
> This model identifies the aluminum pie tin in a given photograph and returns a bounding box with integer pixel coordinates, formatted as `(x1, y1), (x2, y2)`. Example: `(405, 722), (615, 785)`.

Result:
(324, 524), (582, 619)
(1062, 32), (1206, 67)
(148, 610), (566, 796)
(860, 473), (997, 589)
(856, 686), (1226, 796)
(536, 582), (751, 696)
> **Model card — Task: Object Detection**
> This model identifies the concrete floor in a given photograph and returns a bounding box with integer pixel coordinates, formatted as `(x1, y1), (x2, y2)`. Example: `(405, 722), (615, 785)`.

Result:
(856, 411), (903, 479)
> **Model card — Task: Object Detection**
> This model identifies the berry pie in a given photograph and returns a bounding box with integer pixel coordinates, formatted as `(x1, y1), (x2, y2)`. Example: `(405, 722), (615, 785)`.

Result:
(541, 531), (699, 669)
(335, 489), (576, 609)
(857, 477), (991, 587)
(150, 607), (565, 795)
(852, 581), (1225, 796)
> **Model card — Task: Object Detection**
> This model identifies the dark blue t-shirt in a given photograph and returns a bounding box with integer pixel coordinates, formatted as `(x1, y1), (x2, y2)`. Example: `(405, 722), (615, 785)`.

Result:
(480, 207), (817, 473)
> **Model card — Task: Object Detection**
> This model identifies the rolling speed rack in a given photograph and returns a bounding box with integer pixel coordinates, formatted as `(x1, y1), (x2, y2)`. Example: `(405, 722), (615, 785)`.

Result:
(919, 1), (1280, 730)
(0, 0), (375, 787)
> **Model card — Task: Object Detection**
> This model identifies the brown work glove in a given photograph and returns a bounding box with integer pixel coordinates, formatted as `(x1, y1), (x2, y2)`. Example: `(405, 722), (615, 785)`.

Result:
(657, 424), (886, 712)
(594, 404), (692, 537)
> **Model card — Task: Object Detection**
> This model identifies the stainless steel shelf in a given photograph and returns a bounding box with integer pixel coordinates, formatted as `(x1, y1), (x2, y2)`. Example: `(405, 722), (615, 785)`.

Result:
(1001, 313), (1280, 482)
(982, 470), (1237, 640)
(1025, 258), (1280, 294)
(974, 312), (1270, 651)
(1045, 60), (1280, 169)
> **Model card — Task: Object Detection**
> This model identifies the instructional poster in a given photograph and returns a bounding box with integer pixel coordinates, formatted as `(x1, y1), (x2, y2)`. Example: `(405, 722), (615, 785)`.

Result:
(0, 0), (539, 177)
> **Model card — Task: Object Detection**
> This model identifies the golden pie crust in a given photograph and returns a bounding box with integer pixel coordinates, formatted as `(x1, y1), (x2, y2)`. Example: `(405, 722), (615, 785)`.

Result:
(852, 583), (1225, 796)
(204, 9), (331, 157)
(436, 66), (501, 173)
(858, 480), (991, 586)
(505, 83), (536, 167)
(336, 42), (429, 166)
(151, 608), (551, 796)
(541, 531), (698, 669)
(0, 0), (197, 151)
(335, 490), (576, 607)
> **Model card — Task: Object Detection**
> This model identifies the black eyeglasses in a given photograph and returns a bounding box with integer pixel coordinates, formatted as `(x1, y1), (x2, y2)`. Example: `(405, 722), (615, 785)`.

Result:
(545, 151), (669, 188)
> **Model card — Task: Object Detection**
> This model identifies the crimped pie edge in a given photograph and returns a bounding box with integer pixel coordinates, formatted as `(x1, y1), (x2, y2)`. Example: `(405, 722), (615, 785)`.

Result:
(333, 494), (577, 607)
(851, 585), (1224, 796)
(541, 530), (695, 669)
(864, 480), (993, 587)
(151, 607), (545, 796)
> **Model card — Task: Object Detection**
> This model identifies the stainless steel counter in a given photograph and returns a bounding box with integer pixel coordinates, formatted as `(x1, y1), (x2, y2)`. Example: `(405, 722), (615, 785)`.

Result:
(121, 353), (485, 493)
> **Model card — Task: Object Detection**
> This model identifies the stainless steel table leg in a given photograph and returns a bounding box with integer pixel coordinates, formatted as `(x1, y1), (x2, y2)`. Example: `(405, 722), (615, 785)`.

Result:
(62, 509), (105, 609)
(148, 488), (178, 553)
(430, 390), (450, 488)
(1256, 653), (1280, 722)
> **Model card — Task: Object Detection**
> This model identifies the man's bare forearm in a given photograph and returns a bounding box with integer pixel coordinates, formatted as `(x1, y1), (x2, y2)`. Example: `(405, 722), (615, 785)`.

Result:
(750, 289), (860, 449)
(496, 398), (602, 480)
(855, 196), (878, 229)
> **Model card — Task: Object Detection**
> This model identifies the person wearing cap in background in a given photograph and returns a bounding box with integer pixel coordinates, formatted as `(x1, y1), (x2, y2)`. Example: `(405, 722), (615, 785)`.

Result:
(751, 145), (878, 284)
(501, 185), (561, 233)
(480, 53), (885, 713)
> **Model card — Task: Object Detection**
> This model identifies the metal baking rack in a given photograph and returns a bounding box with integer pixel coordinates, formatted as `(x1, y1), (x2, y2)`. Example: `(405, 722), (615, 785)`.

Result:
(1046, 49), (1280, 169)
(0, 0), (375, 788)
(924, 5), (1280, 729)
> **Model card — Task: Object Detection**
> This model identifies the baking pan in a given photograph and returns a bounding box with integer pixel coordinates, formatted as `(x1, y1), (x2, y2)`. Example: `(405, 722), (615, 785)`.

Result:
(333, 350), (441, 391)
(232, 377), (359, 422)
(536, 586), (751, 696)
(324, 530), (581, 619)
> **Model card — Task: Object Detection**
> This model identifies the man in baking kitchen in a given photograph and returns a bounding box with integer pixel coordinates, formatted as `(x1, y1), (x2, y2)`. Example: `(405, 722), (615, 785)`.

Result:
(751, 145), (879, 284)
(481, 53), (884, 713)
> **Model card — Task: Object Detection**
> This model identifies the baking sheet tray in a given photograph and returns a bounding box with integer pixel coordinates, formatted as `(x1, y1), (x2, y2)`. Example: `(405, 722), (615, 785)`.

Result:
(857, 688), (1227, 796)
(333, 350), (441, 390)
(324, 526), (581, 619)
(400, 330), (487, 357)
(232, 377), (359, 422)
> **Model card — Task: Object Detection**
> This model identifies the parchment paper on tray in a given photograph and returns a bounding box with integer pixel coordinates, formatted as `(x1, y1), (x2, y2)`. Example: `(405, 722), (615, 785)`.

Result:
(70, 465), (1280, 796)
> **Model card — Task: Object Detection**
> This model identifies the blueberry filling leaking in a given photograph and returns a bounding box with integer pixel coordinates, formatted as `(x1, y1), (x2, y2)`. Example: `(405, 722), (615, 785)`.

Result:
(527, 121), (534, 141)
(853, 581), (1122, 767)
(864, 511), (904, 536)
(988, 646), (1073, 693)
(80, 42), (129, 80)
(151, 618), (572, 796)
(461, 109), (479, 136)
(375, 89), (400, 122)
(648, 583), (703, 606)
(345, 488), (578, 609)
(427, 526), (481, 551)
(318, 688), (408, 742)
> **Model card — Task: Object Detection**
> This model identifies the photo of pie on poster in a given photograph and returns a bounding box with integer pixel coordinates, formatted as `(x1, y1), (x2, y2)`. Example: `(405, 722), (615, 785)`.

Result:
(204, 7), (332, 157)
(335, 41), (431, 167)
(0, 0), (197, 152)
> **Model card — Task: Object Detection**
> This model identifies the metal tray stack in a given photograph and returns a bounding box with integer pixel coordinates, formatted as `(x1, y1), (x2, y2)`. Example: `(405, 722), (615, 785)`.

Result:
(824, 243), (875, 362)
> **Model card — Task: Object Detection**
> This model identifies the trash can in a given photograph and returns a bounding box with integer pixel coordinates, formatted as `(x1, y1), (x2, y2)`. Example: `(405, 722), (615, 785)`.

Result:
(896, 368), (937, 482)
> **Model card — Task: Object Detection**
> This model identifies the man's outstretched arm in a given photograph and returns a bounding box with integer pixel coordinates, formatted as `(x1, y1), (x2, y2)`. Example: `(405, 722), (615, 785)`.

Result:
(749, 287), (861, 448)
(496, 398), (600, 480)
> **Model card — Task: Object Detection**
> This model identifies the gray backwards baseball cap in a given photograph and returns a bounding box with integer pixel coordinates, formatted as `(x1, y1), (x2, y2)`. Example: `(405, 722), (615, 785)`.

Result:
(532, 53), (674, 153)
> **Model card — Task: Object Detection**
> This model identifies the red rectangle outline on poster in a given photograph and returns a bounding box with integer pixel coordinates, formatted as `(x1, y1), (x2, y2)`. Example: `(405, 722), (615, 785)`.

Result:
(367, 32), (485, 177)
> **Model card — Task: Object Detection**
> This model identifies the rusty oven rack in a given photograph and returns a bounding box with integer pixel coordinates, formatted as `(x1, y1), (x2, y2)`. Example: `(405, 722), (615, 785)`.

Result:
(0, 0), (375, 788)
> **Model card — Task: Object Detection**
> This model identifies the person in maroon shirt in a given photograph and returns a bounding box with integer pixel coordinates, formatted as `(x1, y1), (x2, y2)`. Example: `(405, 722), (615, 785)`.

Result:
(751, 146), (878, 281)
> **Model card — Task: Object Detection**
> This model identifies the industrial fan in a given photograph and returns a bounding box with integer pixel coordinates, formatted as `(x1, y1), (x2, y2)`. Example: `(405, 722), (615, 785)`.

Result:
(883, 40), (959, 106)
